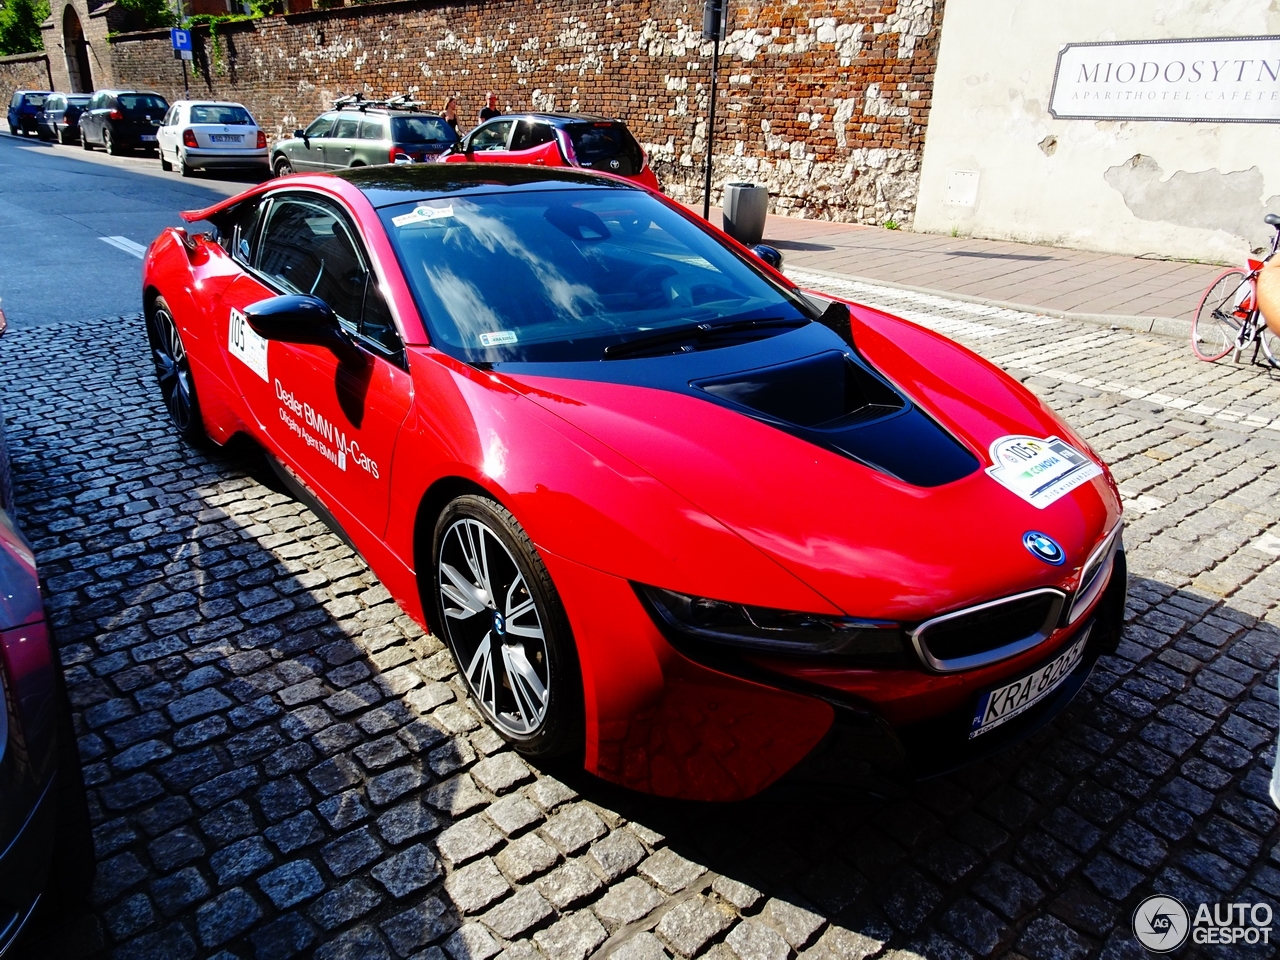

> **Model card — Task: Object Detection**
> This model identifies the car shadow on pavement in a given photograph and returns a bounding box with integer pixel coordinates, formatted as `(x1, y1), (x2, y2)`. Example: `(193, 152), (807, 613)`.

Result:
(0, 315), (1276, 960)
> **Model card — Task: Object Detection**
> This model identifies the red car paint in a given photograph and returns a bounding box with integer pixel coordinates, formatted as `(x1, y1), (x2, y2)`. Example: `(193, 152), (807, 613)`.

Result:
(145, 168), (1124, 801)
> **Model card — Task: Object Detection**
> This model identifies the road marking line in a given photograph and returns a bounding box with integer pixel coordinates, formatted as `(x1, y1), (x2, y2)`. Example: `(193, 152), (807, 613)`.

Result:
(100, 236), (147, 259)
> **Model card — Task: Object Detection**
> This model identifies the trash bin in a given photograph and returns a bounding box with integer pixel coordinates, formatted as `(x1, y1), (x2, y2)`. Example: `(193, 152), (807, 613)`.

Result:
(722, 182), (768, 246)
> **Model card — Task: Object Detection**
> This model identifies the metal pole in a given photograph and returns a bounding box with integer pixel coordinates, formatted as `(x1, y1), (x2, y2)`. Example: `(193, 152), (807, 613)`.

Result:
(701, 35), (719, 220)
(182, 58), (189, 97)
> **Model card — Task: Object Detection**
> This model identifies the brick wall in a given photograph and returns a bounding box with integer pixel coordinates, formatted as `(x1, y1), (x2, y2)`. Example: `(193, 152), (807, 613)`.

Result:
(0, 52), (54, 115)
(109, 0), (942, 225)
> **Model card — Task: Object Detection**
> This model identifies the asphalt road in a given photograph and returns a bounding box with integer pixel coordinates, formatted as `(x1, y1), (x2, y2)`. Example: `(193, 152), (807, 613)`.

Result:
(0, 131), (265, 328)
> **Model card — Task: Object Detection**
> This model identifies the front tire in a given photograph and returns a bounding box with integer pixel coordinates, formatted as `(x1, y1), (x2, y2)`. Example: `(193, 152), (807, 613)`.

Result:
(1192, 267), (1250, 362)
(274, 156), (293, 177)
(145, 296), (206, 443)
(432, 495), (582, 758)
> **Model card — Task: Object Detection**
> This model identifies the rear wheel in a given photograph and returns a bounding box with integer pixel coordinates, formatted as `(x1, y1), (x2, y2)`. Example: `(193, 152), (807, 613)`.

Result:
(432, 495), (583, 758)
(57, 126), (71, 145)
(274, 156), (293, 177)
(1191, 268), (1250, 362)
(176, 150), (192, 177)
(103, 127), (120, 155)
(145, 296), (206, 442)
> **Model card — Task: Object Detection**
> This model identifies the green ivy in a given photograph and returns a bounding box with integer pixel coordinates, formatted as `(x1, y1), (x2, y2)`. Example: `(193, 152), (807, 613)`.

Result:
(185, 12), (261, 77)
(0, 0), (50, 56)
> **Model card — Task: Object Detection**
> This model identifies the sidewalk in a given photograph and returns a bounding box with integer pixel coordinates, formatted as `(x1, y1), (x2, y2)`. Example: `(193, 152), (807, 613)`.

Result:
(692, 205), (1226, 333)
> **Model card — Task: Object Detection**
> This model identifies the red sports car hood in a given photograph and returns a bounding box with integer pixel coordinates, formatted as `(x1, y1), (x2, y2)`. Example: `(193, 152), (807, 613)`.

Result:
(497, 304), (1122, 621)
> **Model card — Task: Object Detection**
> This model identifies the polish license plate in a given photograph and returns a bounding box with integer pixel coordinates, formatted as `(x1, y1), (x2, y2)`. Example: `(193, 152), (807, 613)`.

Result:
(969, 628), (1090, 738)
(211, 134), (242, 143)
(141, 134), (156, 141)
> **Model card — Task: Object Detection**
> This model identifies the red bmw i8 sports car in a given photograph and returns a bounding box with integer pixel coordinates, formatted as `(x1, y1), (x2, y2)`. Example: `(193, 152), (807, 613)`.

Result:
(142, 165), (1125, 801)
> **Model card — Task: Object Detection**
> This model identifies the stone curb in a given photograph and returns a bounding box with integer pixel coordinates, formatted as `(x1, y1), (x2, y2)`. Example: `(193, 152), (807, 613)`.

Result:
(790, 265), (1196, 341)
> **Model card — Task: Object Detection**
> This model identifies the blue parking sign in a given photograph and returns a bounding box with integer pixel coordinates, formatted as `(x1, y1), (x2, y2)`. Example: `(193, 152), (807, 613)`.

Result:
(171, 28), (192, 52)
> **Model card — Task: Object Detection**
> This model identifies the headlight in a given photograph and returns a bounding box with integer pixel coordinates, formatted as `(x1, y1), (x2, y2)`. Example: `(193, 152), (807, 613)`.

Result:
(636, 585), (908, 664)
(1068, 522), (1122, 624)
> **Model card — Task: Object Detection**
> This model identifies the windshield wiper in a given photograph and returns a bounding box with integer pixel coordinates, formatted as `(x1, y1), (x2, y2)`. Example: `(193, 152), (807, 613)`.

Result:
(603, 316), (808, 360)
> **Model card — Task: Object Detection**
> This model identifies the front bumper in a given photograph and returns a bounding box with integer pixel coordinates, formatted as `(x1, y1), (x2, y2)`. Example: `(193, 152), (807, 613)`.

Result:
(546, 546), (1126, 801)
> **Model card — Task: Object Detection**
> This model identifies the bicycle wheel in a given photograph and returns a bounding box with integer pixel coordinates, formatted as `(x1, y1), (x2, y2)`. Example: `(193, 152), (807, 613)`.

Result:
(1192, 267), (1251, 361)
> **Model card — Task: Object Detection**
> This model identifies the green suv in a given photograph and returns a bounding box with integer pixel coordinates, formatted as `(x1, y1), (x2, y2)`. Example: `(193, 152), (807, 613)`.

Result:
(271, 97), (459, 175)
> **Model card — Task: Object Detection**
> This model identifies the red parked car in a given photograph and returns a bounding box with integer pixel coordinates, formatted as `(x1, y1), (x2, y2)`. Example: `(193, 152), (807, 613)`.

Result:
(0, 319), (94, 950)
(141, 165), (1125, 801)
(443, 113), (662, 191)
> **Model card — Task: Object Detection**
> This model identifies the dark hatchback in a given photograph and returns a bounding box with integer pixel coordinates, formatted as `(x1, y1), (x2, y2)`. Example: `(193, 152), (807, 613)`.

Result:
(6, 91), (51, 137)
(80, 90), (170, 155)
(36, 94), (92, 145)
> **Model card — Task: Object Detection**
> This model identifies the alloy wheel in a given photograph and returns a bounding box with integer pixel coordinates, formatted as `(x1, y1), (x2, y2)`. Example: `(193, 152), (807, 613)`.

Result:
(438, 517), (551, 737)
(147, 305), (195, 432)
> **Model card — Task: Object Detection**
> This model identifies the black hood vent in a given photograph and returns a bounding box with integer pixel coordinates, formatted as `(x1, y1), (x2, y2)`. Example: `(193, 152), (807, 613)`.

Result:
(692, 351), (978, 487)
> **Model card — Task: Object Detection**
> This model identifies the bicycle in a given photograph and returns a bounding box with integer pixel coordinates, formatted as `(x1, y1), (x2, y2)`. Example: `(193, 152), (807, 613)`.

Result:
(1191, 213), (1280, 366)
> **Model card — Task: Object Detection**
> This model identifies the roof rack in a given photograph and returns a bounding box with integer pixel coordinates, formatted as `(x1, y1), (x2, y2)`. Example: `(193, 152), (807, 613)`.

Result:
(332, 93), (429, 113)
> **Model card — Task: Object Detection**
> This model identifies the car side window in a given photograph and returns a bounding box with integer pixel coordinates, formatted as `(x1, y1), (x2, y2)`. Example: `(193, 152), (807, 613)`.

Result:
(359, 119), (385, 140)
(228, 199), (263, 264)
(469, 119), (514, 151)
(254, 195), (402, 354)
(304, 115), (333, 139)
(333, 117), (359, 139)
(511, 120), (554, 151)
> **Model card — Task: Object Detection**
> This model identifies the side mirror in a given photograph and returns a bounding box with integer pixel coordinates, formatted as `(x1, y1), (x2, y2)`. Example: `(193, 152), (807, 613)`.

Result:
(293, 128), (305, 138)
(244, 295), (343, 347)
(751, 244), (784, 271)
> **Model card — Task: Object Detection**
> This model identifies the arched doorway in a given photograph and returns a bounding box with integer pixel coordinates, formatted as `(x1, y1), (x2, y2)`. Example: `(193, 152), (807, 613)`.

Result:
(63, 6), (92, 93)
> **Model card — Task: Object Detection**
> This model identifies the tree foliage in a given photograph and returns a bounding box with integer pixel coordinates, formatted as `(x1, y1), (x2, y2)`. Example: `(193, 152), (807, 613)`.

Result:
(0, 0), (50, 57)
(117, 0), (174, 29)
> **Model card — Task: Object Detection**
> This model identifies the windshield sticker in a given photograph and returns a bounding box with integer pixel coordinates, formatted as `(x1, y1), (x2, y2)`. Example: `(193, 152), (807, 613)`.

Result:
(392, 203), (455, 228)
(228, 308), (269, 381)
(985, 435), (1102, 509)
(479, 330), (518, 347)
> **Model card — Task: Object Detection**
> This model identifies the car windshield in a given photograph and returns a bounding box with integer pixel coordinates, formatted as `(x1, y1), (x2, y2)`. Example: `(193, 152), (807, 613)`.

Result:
(380, 187), (808, 363)
(391, 116), (457, 145)
(68, 97), (90, 106)
(119, 95), (167, 115)
(190, 104), (253, 125)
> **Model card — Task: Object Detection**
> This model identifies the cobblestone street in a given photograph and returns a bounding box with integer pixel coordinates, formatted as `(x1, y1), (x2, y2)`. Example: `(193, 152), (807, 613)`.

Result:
(1, 284), (1277, 960)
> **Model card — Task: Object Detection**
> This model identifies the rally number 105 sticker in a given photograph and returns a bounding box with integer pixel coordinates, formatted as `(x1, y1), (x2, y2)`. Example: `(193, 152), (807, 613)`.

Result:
(229, 308), (269, 382)
(986, 435), (1102, 509)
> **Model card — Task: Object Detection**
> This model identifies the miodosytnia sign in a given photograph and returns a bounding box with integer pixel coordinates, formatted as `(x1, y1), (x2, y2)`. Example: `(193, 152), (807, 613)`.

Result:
(1048, 35), (1280, 123)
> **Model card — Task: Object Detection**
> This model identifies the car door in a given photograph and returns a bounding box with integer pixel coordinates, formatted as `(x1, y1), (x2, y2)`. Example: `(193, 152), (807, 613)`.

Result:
(290, 114), (334, 172)
(322, 115), (361, 169)
(464, 118), (516, 163)
(81, 93), (101, 142)
(221, 191), (413, 537)
(508, 119), (560, 166)
(156, 105), (176, 160)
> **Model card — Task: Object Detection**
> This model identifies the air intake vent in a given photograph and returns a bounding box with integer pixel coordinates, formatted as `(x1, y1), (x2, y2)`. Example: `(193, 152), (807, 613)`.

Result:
(695, 351), (902, 427)
(912, 589), (1066, 672)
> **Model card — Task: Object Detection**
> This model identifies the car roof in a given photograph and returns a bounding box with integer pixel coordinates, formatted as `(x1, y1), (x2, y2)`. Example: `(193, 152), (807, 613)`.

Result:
(175, 100), (251, 108)
(17, 90), (52, 96)
(494, 113), (621, 126)
(96, 89), (166, 97)
(338, 164), (639, 208)
(182, 166), (639, 224)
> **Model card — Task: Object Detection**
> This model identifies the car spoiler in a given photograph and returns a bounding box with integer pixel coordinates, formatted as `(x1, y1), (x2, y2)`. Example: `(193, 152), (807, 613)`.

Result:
(180, 194), (241, 223)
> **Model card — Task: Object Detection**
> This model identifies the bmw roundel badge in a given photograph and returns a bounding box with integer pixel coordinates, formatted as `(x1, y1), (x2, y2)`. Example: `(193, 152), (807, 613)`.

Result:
(1023, 531), (1065, 565)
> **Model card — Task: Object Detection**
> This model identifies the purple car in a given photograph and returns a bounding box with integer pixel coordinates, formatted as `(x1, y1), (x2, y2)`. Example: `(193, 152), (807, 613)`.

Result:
(0, 312), (93, 951)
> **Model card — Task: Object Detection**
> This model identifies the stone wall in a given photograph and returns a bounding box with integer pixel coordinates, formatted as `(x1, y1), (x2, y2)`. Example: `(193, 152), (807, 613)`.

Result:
(0, 52), (54, 113)
(108, 0), (942, 225)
